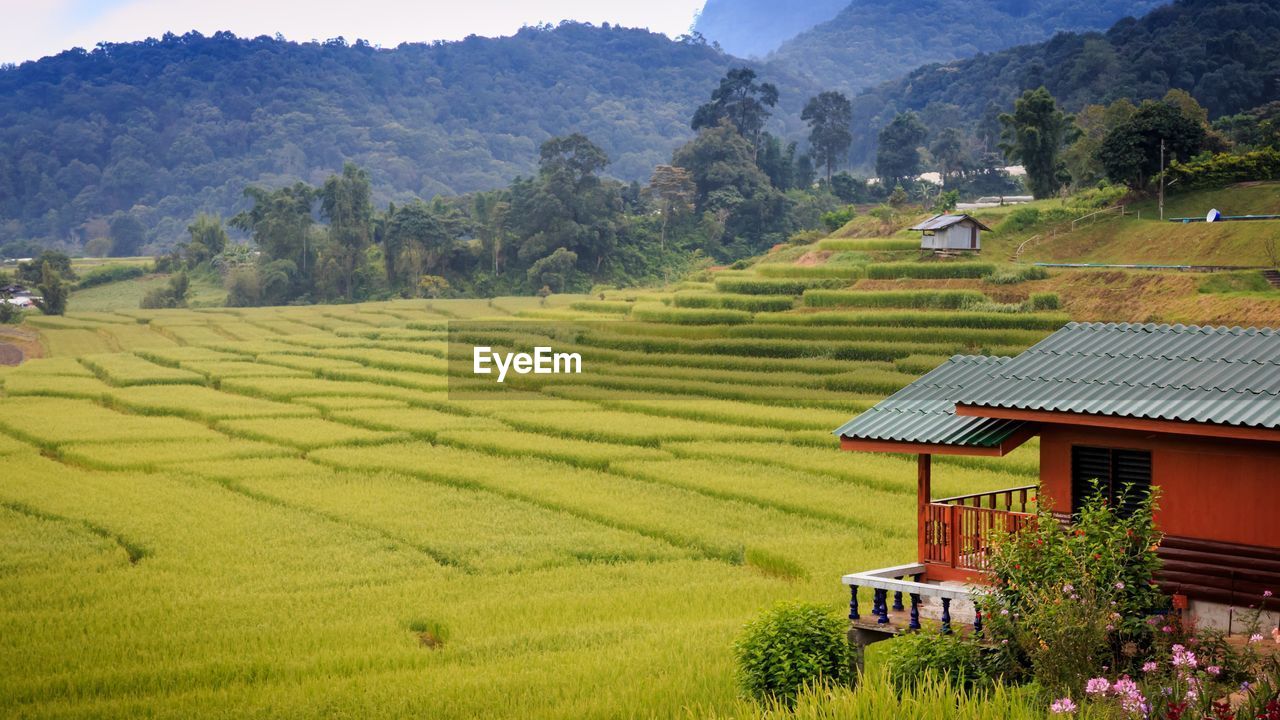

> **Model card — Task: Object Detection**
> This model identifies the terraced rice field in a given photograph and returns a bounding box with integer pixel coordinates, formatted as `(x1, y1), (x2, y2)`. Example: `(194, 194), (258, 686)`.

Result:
(0, 287), (1057, 718)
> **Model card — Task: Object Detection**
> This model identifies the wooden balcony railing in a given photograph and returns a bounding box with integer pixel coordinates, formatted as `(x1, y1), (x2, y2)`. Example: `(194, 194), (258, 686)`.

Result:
(924, 485), (1036, 573)
(933, 484), (1036, 513)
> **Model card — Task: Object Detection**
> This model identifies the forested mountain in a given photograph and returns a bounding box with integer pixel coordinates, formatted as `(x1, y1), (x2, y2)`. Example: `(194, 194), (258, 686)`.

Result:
(843, 0), (1280, 168)
(0, 24), (816, 246)
(770, 0), (1167, 96)
(692, 0), (847, 58)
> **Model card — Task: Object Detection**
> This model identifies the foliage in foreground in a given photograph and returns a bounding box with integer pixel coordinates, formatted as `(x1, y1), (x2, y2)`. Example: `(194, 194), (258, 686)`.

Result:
(734, 602), (849, 706)
(712, 668), (1058, 720)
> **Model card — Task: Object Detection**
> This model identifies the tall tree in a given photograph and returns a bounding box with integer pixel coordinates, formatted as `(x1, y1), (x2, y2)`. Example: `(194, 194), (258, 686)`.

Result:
(1098, 100), (1207, 190)
(755, 134), (796, 190)
(647, 165), (696, 250)
(801, 91), (853, 181)
(691, 68), (779, 152)
(230, 182), (316, 276)
(383, 200), (456, 293)
(184, 214), (229, 266)
(34, 261), (68, 316)
(1062, 99), (1137, 187)
(929, 128), (966, 188)
(672, 122), (788, 257)
(472, 191), (511, 274)
(510, 134), (619, 274)
(108, 213), (146, 257)
(875, 112), (928, 189)
(526, 247), (578, 293)
(999, 87), (1076, 199)
(319, 163), (374, 300)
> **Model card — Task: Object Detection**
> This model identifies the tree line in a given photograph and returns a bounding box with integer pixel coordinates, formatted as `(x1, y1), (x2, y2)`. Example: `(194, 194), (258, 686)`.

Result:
(126, 68), (885, 306)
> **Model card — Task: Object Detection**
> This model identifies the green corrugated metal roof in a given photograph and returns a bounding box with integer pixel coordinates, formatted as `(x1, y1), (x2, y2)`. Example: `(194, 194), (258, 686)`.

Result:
(835, 323), (1280, 448)
(956, 322), (1280, 429)
(833, 355), (1027, 447)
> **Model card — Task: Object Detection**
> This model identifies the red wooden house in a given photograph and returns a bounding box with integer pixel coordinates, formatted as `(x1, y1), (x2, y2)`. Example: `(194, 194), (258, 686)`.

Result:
(834, 322), (1280, 641)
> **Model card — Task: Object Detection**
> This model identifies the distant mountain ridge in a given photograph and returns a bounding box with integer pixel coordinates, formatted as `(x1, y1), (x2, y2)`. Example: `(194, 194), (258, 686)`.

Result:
(693, 0), (847, 57)
(0, 25), (816, 246)
(841, 0), (1280, 167)
(769, 0), (1168, 95)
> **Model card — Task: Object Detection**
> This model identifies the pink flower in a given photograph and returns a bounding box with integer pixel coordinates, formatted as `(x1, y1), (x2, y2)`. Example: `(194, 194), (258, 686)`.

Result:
(1113, 677), (1147, 715)
(1115, 581), (1126, 590)
(1171, 644), (1185, 653)
(1250, 633), (1264, 643)
(1207, 666), (1221, 675)
(1142, 661), (1158, 673)
(1265, 590), (1273, 598)
(1086, 677), (1111, 695)
(1050, 697), (1078, 714)
(1162, 625), (1173, 633)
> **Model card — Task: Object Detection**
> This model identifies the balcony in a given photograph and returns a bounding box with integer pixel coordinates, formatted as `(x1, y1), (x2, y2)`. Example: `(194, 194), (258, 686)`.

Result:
(923, 485), (1036, 575)
(840, 482), (1037, 668)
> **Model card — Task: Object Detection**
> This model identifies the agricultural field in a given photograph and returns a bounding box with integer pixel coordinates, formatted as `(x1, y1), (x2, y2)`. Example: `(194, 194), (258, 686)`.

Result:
(0, 274), (1066, 718)
(3, 237), (1279, 718)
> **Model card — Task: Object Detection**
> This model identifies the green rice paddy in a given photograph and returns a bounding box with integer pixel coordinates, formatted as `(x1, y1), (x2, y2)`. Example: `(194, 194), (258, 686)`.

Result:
(0, 290), (1049, 718)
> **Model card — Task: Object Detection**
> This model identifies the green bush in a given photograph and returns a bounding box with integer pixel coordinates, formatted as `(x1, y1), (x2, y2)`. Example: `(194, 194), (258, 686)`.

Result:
(821, 206), (857, 233)
(864, 262), (995, 280)
(803, 289), (987, 309)
(672, 292), (795, 312)
(140, 272), (190, 309)
(1026, 292), (1061, 311)
(734, 602), (849, 706)
(883, 631), (988, 691)
(1164, 148), (1280, 191)
(75, 263), (150, 289)
(985, 266), (1049, 285)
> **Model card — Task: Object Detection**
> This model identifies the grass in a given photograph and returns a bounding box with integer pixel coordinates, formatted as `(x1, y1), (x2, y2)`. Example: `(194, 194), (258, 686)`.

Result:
(0, 285), (1073, 719)
(995, 182), (1280, 266)
(69, 271), (225, 312)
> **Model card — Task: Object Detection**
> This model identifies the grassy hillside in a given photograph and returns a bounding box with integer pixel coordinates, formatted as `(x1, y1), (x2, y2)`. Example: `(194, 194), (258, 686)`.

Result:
(975, 182), (1280, 267)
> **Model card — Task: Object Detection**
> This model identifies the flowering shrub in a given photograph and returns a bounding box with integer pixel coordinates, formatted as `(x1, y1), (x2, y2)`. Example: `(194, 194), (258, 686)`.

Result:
(978, 486), (1167, 694)
(1057, 610), (1280, 719)
(979, 485), (1280, 717)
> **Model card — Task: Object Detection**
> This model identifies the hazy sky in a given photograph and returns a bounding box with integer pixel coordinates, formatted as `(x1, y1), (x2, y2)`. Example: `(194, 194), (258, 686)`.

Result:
(0, 0), (708, 65)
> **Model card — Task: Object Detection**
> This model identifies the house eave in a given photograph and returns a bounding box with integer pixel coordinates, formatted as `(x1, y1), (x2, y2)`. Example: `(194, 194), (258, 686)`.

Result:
(952, 405), (1280, 444)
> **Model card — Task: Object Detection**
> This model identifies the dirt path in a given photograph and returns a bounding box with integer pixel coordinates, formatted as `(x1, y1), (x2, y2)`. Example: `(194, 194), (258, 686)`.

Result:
(0, 326), (43, 365)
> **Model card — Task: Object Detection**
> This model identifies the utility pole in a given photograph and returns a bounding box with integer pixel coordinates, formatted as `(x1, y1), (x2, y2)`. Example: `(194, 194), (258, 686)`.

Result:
(1159, 138), (1165, 222)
